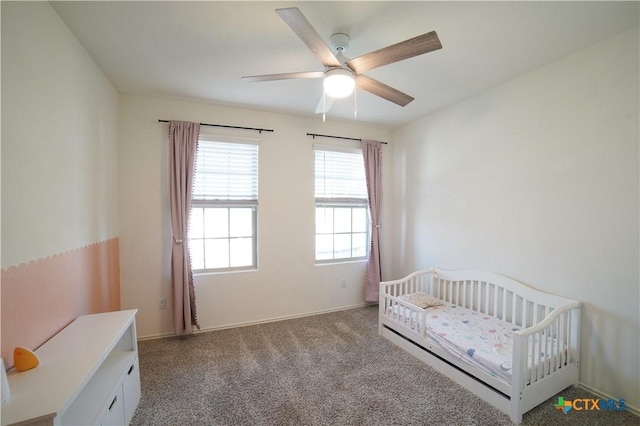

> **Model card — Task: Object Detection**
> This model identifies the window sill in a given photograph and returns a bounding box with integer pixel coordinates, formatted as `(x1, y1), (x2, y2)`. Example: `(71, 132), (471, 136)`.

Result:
(315, 259), (368, 267)
(193, 267), (257, 277)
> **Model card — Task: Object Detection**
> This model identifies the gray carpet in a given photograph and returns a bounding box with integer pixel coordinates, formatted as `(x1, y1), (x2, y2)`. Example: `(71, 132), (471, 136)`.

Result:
(131, 306), (638, 425)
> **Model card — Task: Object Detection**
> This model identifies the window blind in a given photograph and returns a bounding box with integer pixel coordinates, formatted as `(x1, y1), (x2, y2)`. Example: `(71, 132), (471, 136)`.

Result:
(314, 149), (367, 201)
(192, 140), (258, 201)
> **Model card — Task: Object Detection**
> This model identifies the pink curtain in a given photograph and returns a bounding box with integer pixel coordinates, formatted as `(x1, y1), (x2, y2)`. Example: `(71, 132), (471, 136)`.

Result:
(169, 121), (200, 335)
(362, 140), (383, 302)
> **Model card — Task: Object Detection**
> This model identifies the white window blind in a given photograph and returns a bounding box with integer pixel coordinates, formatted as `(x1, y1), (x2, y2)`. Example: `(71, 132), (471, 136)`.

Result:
(192, 140), (258, 201)
(314, 149), (367, 202)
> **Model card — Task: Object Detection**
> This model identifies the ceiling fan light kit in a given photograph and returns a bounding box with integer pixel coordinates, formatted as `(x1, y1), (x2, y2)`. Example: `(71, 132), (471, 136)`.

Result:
(243, 7), (442, 119)
(323, 68), (355, 98)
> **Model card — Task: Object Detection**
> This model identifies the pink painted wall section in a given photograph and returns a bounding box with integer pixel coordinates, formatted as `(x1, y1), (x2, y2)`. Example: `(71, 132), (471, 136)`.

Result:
(1, 238), (121, 367)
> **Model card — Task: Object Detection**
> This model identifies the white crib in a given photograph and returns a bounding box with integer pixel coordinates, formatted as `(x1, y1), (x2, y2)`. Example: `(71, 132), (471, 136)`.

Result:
(379, 268), (581, 424)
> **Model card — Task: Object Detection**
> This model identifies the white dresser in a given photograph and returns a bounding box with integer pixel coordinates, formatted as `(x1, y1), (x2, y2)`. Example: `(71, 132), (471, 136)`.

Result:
(2, 310), (141, 426)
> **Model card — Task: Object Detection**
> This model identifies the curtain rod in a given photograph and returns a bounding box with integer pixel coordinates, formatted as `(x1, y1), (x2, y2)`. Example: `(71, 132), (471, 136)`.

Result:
(306, 132), (388, 145)
(158, 120), (274, 134)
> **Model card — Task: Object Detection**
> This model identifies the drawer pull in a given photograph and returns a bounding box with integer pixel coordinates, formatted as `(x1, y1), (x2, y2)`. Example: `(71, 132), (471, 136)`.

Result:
(108, 395), (117, 411)
(128, 364), (135, 375)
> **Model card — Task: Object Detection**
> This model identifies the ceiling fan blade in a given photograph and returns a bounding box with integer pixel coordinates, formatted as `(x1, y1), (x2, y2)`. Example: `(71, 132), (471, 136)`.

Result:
(347, 31), (442, 74)
(275, 7), (342, 68)
(356, 75), (414, 107)
(315, 94), (335, 114)
(242, 71), (324, 82)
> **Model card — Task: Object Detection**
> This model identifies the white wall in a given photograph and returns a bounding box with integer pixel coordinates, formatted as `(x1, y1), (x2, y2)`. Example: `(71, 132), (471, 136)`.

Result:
(118, 95), (392, 338)
(390, 27), (639, 410)
(1, 1), (120, 268)
(1, 1), (121, 361)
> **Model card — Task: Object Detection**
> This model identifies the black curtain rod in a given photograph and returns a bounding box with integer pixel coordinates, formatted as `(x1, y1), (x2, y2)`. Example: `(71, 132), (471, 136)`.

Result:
(306, 132), (388, 145)
(158, 120), (274, 134)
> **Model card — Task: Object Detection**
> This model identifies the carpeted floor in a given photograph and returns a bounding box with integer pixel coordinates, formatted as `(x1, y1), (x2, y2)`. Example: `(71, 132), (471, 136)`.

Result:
(131, 306), (638, 425)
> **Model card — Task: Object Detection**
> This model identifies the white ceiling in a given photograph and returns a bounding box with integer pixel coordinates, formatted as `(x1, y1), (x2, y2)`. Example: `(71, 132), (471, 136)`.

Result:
(51, 1), (639, 129)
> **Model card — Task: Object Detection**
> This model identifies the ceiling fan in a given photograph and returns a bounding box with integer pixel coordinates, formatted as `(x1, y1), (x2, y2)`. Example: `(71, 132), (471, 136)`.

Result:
(242, 7), (442, 115)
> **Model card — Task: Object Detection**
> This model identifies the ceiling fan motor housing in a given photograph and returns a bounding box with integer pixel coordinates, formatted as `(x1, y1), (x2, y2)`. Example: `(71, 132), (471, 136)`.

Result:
(330, 33), (350, 55)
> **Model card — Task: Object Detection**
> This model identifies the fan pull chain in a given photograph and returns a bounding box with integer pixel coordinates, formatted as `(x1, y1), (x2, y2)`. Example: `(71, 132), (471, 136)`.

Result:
(323, 91), (326, 123)
(354, 88), (358, 119)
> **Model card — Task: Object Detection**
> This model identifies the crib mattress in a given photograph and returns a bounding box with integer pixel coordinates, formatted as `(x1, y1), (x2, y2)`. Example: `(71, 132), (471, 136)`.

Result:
(393, 293), (520, 383)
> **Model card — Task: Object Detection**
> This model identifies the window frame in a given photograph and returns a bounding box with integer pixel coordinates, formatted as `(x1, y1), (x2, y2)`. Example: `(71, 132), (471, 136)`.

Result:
(189, 135), (259, 274)
(314, 146), (370, 264)
(315, 202), (370, 263)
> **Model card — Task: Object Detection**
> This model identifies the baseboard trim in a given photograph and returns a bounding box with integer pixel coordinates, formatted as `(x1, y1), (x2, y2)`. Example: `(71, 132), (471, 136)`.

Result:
(137, 303), (367, 341)
(577, 383), (639, 417)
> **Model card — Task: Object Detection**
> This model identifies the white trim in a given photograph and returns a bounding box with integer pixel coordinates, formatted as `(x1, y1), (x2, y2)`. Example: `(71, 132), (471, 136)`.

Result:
(199, 133), (260, 145)
(313, 142), (361, 154)
(315, 258), (368, 266)
(577, 383), (640, 416)
(137, 303), (366, 341)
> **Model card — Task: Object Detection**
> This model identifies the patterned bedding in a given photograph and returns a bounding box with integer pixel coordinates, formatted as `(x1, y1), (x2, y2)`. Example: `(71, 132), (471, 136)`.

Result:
(390, 292), (559, 385)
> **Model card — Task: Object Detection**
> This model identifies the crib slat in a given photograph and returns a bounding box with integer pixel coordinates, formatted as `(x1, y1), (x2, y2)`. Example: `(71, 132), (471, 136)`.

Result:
(493, 284), (498, 317)
(528, 335), (534, 384)
(544, 324), (550, 377)
(560, 313), (566, 366)
(555, 318), (561, 370)
(473, 281), (477, 311)
(551, 320), (558, 373)
(469, 281), (473, 309)
(553, 318), (559, 372)
(484, 283), (489, 313)
(534, 333), (539, 383)
(529, 334), (536, 384)
(502, 288), (508, 322)
(563, 313), (569, 366)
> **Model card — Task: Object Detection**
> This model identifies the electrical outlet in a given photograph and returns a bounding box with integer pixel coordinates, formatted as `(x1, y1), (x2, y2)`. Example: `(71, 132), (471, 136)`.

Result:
(157, 296), (167, 310)
(340, 279), (347, 288)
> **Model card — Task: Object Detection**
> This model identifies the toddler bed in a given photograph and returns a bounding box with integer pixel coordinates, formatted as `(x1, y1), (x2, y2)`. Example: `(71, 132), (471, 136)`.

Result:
(379, 269), (581, 424)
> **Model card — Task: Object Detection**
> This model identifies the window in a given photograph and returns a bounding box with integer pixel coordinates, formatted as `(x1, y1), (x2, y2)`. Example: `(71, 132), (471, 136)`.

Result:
(314, 147), (369, 262)
(189, 137), (258, 272)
